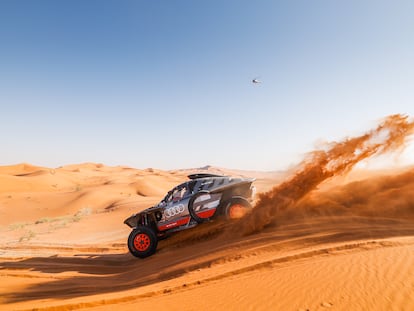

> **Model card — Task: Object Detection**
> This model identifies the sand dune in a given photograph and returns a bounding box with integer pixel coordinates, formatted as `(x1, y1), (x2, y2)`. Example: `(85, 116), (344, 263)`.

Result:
(1, 163), (414, 310)
(1, 115), (414, 310)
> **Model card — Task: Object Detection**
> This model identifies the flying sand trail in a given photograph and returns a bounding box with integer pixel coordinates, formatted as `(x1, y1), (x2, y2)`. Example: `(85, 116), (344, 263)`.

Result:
(164, 114), (414, 246)
(236, 114), (414, 235)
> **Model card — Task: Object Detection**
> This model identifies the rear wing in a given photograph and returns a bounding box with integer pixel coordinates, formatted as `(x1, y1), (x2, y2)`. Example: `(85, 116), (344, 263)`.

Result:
(188, 173), (226, 180)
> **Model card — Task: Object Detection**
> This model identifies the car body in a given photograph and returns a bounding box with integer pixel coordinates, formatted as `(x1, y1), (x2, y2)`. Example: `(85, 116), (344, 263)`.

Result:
(124, 173), (256, 258)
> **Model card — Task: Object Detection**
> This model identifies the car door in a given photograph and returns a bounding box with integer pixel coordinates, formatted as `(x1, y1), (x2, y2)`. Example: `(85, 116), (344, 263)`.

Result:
(157, 184), (192, 230)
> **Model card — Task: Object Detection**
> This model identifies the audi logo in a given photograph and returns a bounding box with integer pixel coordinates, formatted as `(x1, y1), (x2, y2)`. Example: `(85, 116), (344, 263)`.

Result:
(164, 204), (185, 218)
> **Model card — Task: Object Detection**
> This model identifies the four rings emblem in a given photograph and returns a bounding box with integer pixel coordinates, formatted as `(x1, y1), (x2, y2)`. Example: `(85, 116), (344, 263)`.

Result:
(164, 204), (185, 218)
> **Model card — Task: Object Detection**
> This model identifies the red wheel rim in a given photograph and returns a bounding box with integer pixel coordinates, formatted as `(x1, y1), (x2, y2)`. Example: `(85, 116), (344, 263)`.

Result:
(228, 204), (248, 219)
(133, 233), (151, 251)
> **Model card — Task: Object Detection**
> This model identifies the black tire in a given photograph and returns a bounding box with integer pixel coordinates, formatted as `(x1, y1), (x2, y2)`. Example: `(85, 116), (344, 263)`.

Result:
(127, 226), (158, 258)
(223, 197), (252, 220)
(188, 191), (216, 223)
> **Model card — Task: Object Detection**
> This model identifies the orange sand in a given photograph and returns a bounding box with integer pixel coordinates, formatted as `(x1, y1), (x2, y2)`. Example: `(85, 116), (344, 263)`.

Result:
(1, 161), (414, 311)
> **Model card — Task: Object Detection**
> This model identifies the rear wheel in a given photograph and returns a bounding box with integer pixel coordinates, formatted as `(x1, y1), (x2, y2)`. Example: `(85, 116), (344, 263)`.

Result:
(224, 197), (252, 219)
(127, 226), (158, 258)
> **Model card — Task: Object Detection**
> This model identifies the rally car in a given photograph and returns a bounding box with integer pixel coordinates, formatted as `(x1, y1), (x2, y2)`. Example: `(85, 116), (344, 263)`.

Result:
(124, 173), (256, 258)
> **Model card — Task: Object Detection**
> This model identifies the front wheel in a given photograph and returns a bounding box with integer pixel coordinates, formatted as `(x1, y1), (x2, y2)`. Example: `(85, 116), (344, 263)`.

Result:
(223, 197), (252, 220)
(127, 226), (158, 258)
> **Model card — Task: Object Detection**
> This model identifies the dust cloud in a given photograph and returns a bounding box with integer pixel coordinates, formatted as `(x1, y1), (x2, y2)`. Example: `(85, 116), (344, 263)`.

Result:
(237, 114), (414, 235)
(295, 168), (414, 219)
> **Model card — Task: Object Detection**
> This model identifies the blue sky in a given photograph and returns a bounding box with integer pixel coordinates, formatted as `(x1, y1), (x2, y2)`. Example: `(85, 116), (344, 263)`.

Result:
(1, 1), (414, 170)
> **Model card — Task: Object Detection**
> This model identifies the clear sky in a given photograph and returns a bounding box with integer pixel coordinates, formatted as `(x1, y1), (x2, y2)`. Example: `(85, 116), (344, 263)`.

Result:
(1, 0), (414, 171)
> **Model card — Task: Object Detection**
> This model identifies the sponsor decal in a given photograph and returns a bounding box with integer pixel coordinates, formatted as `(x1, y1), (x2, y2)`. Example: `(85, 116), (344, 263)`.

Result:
(164, 204), (185, 218)
(197, 194), (211, 202)
(202, 199), (220, 209)
(158, 216), (191, 231)
(165, 222), (178, 228)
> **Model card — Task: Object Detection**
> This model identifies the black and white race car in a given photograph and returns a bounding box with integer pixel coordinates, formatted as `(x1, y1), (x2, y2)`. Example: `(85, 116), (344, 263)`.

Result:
(124, 173), (256, 258)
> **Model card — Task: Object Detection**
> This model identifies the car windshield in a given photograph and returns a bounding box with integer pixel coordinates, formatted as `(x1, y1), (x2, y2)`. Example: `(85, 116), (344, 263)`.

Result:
(160, 183), (187, 204)
(158, 180), (197, 205)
